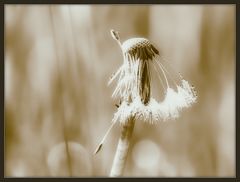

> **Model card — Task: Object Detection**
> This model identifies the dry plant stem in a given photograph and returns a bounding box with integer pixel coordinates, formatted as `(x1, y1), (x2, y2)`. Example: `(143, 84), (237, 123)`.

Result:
(110, 118), (135, 177)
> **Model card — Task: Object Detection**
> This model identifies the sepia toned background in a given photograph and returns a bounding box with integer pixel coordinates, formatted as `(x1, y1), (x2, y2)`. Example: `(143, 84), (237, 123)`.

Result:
(5, 5), (235, 177)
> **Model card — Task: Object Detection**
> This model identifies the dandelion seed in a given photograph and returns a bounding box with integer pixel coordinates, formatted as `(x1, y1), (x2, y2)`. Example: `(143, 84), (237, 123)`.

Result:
(110, 35), (197, 124)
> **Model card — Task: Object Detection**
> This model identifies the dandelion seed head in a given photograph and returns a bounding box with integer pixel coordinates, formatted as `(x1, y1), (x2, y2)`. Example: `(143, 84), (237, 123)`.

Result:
(109, 31), (197, 124)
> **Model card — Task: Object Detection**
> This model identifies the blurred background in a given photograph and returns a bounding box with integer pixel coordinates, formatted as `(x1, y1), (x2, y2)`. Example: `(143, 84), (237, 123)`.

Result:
(5, 5), (235, 177)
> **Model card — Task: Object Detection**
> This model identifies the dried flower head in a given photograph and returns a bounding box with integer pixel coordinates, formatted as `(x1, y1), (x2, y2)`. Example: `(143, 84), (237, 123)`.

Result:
(109, 30), (197, 124)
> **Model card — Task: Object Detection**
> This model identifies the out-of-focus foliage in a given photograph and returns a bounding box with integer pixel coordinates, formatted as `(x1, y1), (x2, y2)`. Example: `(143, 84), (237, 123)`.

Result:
(5, 5), (235, 177)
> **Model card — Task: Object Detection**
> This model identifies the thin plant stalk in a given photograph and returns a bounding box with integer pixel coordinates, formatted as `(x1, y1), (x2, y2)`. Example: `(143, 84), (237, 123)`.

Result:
(110, 118), (135, 177)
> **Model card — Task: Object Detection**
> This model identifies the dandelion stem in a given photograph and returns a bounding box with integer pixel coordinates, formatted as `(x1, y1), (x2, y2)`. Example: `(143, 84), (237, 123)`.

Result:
(110, 118), (135, 177)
